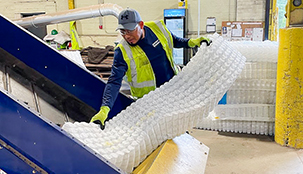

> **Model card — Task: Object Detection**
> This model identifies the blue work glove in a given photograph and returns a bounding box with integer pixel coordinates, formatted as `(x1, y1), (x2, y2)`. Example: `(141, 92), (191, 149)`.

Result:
(188, 36), (212, 47)
(90, 106), (110, 130)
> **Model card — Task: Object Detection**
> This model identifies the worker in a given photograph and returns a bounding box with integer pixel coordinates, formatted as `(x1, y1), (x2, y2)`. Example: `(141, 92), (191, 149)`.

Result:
(90, 8), (212, 129)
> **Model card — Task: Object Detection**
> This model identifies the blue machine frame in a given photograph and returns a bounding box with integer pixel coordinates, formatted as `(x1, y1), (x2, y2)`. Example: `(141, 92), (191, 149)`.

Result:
(0, 88), (123, 173)
(0, 14), (133, 119)
(0, 14), (132, 173)
(0, 143), (36, 174)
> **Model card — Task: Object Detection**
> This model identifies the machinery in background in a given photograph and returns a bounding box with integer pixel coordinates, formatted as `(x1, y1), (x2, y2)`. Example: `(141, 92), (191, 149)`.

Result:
(285, 0), (303, 27)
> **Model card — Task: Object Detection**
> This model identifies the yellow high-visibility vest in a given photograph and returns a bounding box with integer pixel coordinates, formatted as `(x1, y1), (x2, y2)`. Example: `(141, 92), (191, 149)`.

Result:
(118, 20), (178, 98)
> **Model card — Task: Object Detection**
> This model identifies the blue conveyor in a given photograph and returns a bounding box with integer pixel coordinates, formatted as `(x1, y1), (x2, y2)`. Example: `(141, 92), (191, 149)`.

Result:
(0, 88), (122, 173)
(0, 14), (132, 173)
(0, 143), (35, 174)
(0, 14), (133, 120)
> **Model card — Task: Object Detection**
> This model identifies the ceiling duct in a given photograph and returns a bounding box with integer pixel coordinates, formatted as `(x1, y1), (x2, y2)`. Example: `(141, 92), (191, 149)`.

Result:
(14, 3), (123, 28)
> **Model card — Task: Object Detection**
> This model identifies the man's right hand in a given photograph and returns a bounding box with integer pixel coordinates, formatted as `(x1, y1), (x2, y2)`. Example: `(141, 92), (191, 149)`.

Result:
(90, 106), (110, 130)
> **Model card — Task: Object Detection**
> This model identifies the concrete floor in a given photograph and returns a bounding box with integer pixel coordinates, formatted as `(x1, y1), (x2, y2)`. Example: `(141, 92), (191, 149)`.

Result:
(190, 129), (303, 174)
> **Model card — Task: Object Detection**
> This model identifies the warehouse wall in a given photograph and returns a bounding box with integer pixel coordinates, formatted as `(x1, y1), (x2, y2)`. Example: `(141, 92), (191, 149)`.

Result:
(237, 0), (266, 21)
(0, 0), (266, 48)
(73, 0), (238, 47)
(0, 0), (69, 35)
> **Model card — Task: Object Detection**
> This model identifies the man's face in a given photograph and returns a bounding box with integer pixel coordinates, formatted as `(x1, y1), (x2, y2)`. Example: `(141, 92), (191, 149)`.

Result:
(120, 22), (144, 45)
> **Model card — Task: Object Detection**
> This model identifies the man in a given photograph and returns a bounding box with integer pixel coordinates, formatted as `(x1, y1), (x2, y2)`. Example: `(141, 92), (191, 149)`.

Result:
(91, 8), (211, 129)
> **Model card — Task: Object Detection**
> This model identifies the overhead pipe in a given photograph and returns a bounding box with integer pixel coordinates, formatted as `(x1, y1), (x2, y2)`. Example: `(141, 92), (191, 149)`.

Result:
(13, 3), (123, 28)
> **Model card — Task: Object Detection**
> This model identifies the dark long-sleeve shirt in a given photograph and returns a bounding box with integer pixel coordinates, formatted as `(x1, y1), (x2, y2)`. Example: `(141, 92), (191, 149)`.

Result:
(102, 25), (190, 109)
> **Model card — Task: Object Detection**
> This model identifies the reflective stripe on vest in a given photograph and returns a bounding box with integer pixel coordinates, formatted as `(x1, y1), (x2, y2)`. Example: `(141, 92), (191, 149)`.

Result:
(121, 40), (155, 88)
(155, 21), (173, 54)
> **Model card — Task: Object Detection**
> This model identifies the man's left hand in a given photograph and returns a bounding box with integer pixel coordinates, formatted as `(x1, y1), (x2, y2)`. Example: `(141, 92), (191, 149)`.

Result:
(188, 37), (212, 47)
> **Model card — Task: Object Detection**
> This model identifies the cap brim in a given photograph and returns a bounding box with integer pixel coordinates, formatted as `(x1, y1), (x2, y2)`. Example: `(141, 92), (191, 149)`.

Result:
(116, 23), (137, 31)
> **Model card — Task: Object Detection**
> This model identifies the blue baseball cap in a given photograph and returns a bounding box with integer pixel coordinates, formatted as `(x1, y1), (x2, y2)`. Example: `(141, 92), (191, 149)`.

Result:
(116, 8), (142, 31)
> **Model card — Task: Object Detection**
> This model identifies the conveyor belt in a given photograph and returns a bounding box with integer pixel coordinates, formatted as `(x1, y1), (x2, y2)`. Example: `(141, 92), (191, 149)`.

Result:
(0, 14), (132, 173)
(0, 87), (122, 173)
(0, 14), (134, 122)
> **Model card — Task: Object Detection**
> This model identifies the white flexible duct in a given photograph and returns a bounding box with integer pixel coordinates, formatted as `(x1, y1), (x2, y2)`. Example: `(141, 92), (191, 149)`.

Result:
(14, 3), (123, 28)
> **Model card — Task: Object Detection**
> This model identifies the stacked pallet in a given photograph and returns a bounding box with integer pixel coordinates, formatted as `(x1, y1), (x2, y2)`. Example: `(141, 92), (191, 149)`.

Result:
(80, 47), (114, 80)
